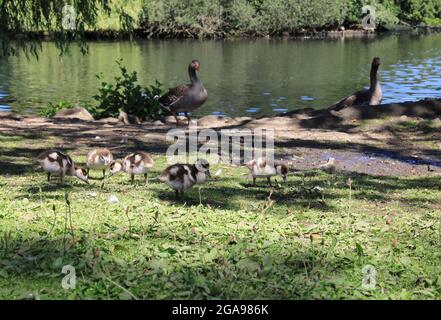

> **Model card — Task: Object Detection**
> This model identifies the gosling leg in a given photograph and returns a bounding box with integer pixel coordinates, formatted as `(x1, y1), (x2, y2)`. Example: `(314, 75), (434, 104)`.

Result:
(185, 112), (191, 126)
(173, 112), (180, 126)
(267, 177), (273, 187)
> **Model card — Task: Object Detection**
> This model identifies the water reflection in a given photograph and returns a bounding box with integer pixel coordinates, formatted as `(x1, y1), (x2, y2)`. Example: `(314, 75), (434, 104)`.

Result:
(0, 34), (440, 117)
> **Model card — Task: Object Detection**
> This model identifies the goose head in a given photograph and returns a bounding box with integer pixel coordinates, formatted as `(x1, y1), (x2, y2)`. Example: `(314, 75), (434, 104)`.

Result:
(372, 57), (381, 68)
(190, 60), (201, 71)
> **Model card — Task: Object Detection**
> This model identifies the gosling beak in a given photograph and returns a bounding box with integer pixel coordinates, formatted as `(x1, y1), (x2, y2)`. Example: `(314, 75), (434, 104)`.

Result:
(206, 170), (211, 178)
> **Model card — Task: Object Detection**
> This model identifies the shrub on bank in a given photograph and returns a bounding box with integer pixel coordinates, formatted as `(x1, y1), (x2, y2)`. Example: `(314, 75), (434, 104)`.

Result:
(92, 60), (164, 121)
(40, 60), (165, 121)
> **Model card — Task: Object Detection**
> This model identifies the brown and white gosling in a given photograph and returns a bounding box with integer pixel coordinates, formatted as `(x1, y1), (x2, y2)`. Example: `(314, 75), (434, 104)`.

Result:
(159, 159), (211, 199)
(86, 148), (113, 178)
(246, 157), (288, 186)
(109, 151), (154, 184)
(37, 150), (89, 184)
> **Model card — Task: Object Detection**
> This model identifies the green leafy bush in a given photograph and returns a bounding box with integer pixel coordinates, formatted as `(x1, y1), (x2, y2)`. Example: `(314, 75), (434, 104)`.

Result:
(92, 59), (164, 121)
(38, 100), (73, 117)
(39, 100), (100, 118)
(40, 60), (164, 121)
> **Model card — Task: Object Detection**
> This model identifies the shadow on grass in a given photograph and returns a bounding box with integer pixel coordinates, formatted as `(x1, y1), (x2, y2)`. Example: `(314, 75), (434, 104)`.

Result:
(0, 230), (361, 299)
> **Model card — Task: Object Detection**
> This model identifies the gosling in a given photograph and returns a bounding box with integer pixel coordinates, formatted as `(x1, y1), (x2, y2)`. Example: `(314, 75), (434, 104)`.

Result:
(318, 157), (336, 173)
(37, 150), (89, 184)
(86, 148), (113, 178)
(246, 157), (288, 187)
(159, 159), (211, 199)
(109, 151), (154, 184)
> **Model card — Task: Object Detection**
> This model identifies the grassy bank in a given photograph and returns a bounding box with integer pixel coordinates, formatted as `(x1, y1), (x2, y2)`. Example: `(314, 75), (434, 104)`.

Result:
(0, 129), (440, 299)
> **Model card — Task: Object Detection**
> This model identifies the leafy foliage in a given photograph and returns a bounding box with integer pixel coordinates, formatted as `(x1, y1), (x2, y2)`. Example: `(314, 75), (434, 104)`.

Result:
(39, 100), (99, 119)
(2, 0), (441, 52)
(92, 60), (164, 121)
(140, 0), (441, 37)
(38, 100), (74, 117)
(0, 0), (113, 55)
(39, 61), (164, 121)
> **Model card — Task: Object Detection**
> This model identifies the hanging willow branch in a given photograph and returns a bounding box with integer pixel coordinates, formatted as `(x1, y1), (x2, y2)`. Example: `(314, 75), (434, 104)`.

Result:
(0, 0), (114, 56)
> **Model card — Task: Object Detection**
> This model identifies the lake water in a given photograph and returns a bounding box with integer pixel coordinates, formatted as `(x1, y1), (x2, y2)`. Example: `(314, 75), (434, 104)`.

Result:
(1, 33), (441, 117)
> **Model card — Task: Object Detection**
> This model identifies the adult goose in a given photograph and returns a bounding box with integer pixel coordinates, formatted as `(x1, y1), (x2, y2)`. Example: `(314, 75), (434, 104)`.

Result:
(158, 60), (208, 126)
(330, 57), (382, 110)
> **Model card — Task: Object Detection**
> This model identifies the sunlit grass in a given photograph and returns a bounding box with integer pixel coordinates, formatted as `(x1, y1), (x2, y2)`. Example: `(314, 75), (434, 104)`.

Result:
(0, 134), (440, 299)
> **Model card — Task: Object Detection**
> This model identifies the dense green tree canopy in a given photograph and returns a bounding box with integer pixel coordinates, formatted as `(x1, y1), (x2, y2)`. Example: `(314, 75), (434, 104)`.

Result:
(1, 0), (440, 55)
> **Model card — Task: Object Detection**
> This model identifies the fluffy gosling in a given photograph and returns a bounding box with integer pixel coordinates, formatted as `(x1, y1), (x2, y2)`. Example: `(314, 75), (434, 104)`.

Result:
(109, 151), (154, 184)
(37, 150), (89, 184)
(246, 157), (288, 186)
(86, 148), (113, 178)
(159, 159), (211, 199)
(318, 157), (336, 173)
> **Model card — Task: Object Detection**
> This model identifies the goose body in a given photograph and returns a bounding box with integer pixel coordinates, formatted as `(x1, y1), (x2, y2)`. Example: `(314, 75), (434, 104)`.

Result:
(37, 150), (89, 184)
(158, 60), (208, 125)
(86, 148), (113, 178)
(246, 157), (288, 186)
(159, 159), (211, 198)
(109, 151), (154, 184)
(330, 57), (382, 110)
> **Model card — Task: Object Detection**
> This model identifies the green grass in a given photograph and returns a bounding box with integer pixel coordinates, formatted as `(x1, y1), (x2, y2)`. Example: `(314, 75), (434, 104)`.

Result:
(0, 134), (440, 300)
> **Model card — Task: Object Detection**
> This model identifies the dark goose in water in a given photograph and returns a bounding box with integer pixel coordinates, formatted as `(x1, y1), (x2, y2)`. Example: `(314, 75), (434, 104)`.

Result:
(330, 57), (382, 110)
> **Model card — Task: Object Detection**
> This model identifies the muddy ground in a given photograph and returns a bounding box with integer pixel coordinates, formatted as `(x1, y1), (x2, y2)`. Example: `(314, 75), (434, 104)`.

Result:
(1, 98), (441, 177)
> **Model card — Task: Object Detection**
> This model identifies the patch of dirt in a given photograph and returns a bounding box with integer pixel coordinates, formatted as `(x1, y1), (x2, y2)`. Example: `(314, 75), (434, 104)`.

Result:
(1, 98), (441, 177)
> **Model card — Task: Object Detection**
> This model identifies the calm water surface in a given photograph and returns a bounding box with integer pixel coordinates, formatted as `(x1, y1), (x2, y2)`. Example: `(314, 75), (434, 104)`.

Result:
(0, 34), (440, 117)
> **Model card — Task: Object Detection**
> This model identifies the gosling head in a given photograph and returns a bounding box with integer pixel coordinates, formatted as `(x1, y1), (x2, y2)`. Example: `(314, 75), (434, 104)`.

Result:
(74, 167), (89, 184)
(109, 160), (124, 176)
(245, 159), (257, 170)
(99, 154), (111, 166)
(195, 159), (211, 178)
